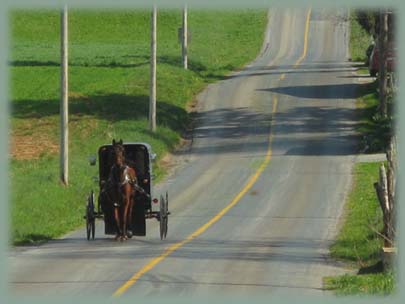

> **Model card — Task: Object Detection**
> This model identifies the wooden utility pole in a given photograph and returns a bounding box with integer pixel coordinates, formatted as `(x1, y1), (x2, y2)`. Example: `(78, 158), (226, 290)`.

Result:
(60, 4), (69, 185)
(182, 4), (188, 69)
(379, 9), (388, 117)
(149, 5), (157, 132)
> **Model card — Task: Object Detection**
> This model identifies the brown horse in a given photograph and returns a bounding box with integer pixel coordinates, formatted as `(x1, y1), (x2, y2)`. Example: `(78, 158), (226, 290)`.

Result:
(109, 139), (138, 241)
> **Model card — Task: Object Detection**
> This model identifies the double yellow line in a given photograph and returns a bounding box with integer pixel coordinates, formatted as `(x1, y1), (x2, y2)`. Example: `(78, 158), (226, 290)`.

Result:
(113, 8), (311, 297)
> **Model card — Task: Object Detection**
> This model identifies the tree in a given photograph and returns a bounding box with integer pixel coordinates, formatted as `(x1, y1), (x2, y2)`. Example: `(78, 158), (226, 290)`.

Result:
(378, 10), (388, 117)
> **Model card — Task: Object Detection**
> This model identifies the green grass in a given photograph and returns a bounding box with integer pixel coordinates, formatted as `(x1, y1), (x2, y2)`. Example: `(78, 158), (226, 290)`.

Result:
(356, 80), (391, 153)
(330, 163), (383, 264)
(9, 9), (267, 245)
(325, 162), (395, 295)
(325, 272), (395, 296)
(357, 67), (369, 75)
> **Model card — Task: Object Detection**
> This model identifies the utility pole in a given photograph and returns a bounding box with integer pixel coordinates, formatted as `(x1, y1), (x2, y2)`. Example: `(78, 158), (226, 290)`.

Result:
(182, 4), (188, 69)
(379, 9), (388, 117)
(60, 4), (68, 185)
(149, 5), (157, 132)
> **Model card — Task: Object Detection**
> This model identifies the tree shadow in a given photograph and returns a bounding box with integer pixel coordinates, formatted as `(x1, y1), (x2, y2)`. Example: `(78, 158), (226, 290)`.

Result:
(271, 105), (361, 156)
(221, 61), (365, 80)
(358, 261), (384, 274)
(224, 68), (359, 80)
(175, 107), (272, 156)
(13, 233), (53, 246)
(10, 54), (207, 71)
(192, 107), (272, 139)
(10, 59), (149, 69)
(24, 236), (335, 266)
(259, 83), (362, 99)
(180, 104), (362, 157)
(9, 55), (228, 81)
(12, 93), (188, 133)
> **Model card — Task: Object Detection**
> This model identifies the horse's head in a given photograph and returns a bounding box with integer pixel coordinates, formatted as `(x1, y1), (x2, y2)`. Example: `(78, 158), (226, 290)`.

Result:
(112, 139), (125, 168)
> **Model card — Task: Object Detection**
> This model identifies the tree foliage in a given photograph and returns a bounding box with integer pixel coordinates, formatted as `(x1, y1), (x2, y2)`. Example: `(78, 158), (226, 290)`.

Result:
(355, 10), (379, 37)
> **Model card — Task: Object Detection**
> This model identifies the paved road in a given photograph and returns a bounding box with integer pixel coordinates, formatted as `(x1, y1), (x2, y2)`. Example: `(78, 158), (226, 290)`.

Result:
(9, 8), (359, 297)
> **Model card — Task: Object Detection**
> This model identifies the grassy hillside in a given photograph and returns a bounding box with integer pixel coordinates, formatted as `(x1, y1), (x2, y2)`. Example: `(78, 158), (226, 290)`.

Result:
(10, 9), (267, 244)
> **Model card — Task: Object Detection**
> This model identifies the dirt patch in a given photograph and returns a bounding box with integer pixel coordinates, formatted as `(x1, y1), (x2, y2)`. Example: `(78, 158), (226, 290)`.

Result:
(10, 133), (59, 160)
(10, 118), (59, 160)
(158, 153), (173, 171)
(186, 97), (199, 113)
(68, 91), (90, 100)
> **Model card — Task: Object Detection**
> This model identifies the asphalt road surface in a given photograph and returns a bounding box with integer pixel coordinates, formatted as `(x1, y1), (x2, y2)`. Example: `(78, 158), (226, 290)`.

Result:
(9, 8), (359, 297)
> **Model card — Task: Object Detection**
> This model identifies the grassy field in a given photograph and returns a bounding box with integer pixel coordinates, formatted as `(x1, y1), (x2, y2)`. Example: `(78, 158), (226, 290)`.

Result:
(9, 9), (267, 245)
(324, 163), (395, 295)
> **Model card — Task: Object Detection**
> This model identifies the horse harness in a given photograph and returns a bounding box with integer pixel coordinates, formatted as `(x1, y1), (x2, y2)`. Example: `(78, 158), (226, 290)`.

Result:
(104, 164), (138, 208)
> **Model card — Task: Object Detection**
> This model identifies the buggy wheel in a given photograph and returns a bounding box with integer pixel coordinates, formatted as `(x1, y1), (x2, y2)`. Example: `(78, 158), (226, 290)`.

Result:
(86, 219), (91, 240)
(164, 192), (169, 238)
(91, 218), (95, 240)
(86, 218), (95, 240)
(159, 195), (164, 240)
(86, 190), (96, 240)
(159, 195), (168, 240)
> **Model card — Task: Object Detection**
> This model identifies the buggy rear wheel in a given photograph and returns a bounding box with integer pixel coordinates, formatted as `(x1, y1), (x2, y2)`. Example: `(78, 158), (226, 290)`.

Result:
(159, 195), (168, 240)
(86, 219), (94, 240)
(164, 191), (169, 238)
(86, 190), (96, 240)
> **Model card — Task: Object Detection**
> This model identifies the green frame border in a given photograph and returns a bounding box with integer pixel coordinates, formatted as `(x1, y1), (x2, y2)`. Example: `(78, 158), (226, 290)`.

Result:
(1, 0), (403, 303)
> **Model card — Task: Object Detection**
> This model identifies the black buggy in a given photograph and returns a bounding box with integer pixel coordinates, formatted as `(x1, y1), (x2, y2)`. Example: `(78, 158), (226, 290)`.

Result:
(84, 142), (169, 240)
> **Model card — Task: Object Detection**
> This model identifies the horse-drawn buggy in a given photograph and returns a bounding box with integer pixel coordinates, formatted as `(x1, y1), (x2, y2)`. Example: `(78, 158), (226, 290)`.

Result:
(84, 140), (169, 241)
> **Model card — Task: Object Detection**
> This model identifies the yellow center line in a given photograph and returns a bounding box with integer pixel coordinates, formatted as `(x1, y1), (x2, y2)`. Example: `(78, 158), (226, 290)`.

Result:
(113, 97), (278, 298)
(294, 8), (312, 67)
(113, 8), (311, 297)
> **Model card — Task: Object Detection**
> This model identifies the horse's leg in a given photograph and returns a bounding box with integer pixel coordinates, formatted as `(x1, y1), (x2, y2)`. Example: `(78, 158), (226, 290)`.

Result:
(122, 190), (131, 240)
(127, 192), (134, 237)
(114, 206), (121, 240)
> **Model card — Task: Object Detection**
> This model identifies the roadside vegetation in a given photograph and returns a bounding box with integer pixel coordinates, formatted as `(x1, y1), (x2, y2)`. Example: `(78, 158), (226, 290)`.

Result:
(348, 11), (391, 153)
(324, 11), (395, 295)
(349, 11), (373, 62)
(324, 162), (395, 295)
(9, 9), (267, 245)
(357, 81), (391, 153)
